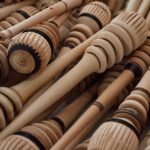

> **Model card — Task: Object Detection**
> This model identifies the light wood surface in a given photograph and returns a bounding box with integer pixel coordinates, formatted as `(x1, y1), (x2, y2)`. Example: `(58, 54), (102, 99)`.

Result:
(0, 0), (93, 40)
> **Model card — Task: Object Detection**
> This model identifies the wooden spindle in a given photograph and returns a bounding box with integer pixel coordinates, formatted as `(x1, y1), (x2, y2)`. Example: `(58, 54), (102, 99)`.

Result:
(0, 5), (39, 82)
(0, 1), (111, 128)
(88, 67), (150, 150)
(59, 1), (111, 56)
(7, 12), (68, 74)
(51, 36), (150, 150)
(0, 11), (147, 140)
(0, 61), (135, 150)
(59, 13), (77, 42)
(8, 1), (111, 74)
(0, 0), (95, 40)
(0, 85), (98, 150)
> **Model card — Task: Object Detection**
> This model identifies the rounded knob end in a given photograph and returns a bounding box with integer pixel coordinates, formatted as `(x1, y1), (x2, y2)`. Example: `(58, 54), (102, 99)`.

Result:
(88, 121), (139, 150)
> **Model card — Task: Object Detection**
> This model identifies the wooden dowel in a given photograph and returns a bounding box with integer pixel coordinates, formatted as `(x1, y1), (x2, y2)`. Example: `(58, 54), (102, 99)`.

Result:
(21, 80), (54, 113)
(56, 84), (98, 129)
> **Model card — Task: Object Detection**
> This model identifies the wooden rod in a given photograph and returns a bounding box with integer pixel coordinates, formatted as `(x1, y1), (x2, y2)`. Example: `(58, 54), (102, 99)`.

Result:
(0, 0), (92, 40)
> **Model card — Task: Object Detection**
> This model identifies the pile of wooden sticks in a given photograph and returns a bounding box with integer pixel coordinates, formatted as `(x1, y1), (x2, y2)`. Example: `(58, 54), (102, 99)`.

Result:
(0, 0), (149, 150)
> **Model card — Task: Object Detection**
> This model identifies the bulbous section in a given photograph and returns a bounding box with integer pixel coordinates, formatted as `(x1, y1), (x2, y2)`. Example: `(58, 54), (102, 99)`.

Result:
(88, 121), (139, 150)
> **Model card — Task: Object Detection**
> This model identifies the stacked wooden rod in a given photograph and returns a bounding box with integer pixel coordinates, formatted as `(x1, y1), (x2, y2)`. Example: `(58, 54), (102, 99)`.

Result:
(88, 54), (150, 150)
(7, 1), (111, 74)
(0, 1), (112, 131)
(51, 34), (150, 150)
(0, 60), (137, 150)
(0, 1), (148, 150)
(0, 0), (101, 40)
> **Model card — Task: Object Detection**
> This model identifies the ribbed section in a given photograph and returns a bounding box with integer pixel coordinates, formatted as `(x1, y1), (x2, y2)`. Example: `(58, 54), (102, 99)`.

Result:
(8, 21), (59, 74)
(0, 120), (63, 150)
(88, 122), (139, 150)
(111, 11), (148, 49)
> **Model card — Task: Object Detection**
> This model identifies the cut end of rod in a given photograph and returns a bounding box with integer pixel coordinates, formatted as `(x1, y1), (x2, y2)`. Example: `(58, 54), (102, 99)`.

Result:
(0, 30), (12, 41)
